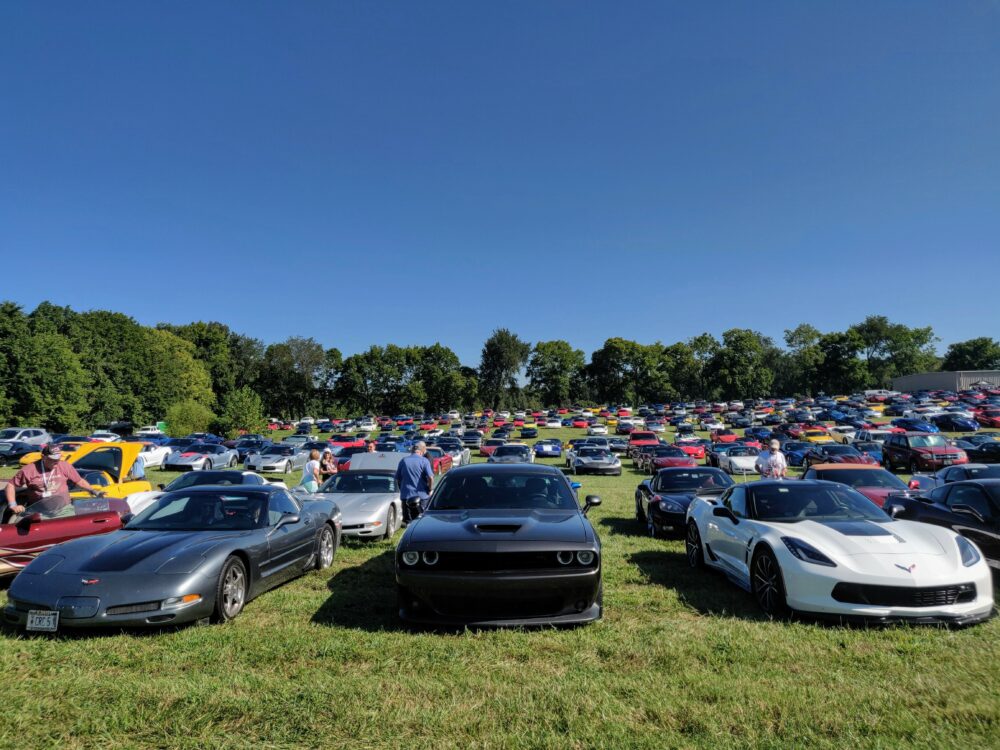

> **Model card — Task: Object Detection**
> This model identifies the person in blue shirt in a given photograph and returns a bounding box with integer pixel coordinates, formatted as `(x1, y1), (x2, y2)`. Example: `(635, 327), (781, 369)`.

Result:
(394, 441), (434, 524)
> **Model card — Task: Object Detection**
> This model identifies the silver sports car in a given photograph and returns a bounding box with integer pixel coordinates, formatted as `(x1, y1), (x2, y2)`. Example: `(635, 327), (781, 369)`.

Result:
(245, 444), (310, 474)
(302, 469), (403, 540)
(3, 485), (341, 630)
(163, 443), (240, 471)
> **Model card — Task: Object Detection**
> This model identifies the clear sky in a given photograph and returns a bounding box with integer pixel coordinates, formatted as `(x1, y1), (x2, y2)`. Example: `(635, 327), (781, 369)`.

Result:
(2, 2), (998, 365)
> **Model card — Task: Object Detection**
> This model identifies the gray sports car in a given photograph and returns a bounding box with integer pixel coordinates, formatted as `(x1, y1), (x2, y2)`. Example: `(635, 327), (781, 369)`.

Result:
(163, 443), (240, 472)
(245, 444), (310, 474)
(302, 468), (403, 540)
(3, 485), (341, 631)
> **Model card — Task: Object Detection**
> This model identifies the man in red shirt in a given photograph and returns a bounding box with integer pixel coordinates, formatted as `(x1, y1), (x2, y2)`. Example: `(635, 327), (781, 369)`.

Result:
(4, 444), (105, 520)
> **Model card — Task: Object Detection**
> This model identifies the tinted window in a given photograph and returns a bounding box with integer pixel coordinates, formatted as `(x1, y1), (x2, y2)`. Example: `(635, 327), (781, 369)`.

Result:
(813, 469), (906, 489)
(750, 484), (887, 522)
(947, 485), (994, 520)
(726, 486), (747, 517)
(320, 472), (397, 494)
(128, 491), (266, 531)
(430, 471), (577, 511)
(165, 471), (248, 490)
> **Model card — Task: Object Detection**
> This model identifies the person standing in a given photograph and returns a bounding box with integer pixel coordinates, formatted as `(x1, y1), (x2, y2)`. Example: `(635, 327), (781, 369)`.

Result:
(756, 439), (788, 479)
(319, 449), (338, 481)
(5, 444), (106, 521)
(299, 449), (321, 493)
(395, 441), (434, 524)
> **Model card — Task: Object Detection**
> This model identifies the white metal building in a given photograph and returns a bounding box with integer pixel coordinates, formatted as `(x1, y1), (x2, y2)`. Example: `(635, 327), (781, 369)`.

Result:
(891, 370), (1000, 392)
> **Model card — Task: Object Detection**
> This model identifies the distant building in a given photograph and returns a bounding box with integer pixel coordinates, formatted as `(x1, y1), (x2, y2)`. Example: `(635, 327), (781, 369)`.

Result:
(891, 370), (1000, 392)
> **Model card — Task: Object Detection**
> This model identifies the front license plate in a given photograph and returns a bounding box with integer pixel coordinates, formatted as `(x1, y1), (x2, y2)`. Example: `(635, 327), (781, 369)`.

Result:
(942, 460), (953, 466)
(26, 610), (59, 632)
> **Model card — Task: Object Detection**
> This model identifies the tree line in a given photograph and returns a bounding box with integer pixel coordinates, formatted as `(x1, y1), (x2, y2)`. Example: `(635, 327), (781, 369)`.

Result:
(1, 301), (998, 434)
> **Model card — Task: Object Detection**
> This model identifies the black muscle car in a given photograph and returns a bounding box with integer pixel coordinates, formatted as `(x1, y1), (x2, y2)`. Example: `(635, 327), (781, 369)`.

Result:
(4, 485), (341, 631)
(395, 463), (602, 626)
(635, 467), (734, 538)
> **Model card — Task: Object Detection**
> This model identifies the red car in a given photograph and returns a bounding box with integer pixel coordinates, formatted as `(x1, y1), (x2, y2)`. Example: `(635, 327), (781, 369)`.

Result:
(640, 446), (697, 474)
(617, 409), (631, 417)
(572, 418), (588, 429)
(738, 438), (763, 450)
(329, 435), (365, 449)
(493, 418), (507, 427)
(674, 440), (706, 460)
(480, 438), (506, 457)
(419, 421), (437, 431)
(513, 418), (525, 427)
(801, 465), (910, 508)
(0, 495), (130, 577)
(424, 447), (454, 475)
(803, 444), (879, 468)
(627, 431), (659, 459)
(976, 409), (1000, 428)
(710, 429), (738, 444)
(557, 408), (568, 415)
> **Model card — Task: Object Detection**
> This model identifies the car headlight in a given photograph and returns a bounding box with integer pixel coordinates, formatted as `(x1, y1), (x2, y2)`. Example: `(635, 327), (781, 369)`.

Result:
(401, 551), (419, 566)
(781, 537), (836, 567)
(956, 536), (981, 567)
(576, 551), (596, 565)
(556, 550), (574, 565)
(421, 551), (439, 566)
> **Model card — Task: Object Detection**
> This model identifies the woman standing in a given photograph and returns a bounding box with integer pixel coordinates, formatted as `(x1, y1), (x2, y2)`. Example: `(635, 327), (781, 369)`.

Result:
(299, 449), (322, 493)
(319, 448), (338, 481)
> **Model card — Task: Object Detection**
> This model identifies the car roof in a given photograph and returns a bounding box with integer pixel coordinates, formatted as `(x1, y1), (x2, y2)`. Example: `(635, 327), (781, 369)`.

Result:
(447, 463), (564, 477)
(807, 463), (884, 471)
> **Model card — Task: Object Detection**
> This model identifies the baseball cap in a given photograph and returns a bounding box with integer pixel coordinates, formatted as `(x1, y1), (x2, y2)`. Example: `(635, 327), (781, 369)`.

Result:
(769, 440), (781, 450)
(41, 444), (63, 459)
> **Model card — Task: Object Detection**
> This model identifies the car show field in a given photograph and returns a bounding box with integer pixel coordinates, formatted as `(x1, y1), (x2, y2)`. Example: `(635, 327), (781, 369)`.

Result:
(1, 423), (998, 748)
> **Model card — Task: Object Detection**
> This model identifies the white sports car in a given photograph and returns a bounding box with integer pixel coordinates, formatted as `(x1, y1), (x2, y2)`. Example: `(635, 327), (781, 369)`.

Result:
(685, 479), (994, 625)
(587, 424), (608, 436)
(718, 446), (760, 475)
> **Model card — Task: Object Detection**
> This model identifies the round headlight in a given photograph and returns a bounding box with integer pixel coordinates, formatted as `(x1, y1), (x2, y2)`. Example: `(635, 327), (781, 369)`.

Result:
(421, 551), (439, 566)
(576, 551), (595, 565)
(401, 551), (419, 566)
(556, 550), (574, 565)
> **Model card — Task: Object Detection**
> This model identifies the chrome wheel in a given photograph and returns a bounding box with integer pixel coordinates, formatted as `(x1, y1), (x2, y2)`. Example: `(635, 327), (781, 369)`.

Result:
(647, 508), (659, 538)
(213, 557), (247, 623)
(316, 525), (335, 569)
(752, 549), (787, 616)
(383, 504), (398, 540)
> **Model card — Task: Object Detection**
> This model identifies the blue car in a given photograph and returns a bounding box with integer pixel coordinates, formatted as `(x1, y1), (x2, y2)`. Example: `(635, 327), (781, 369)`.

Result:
(851, 440), (884, 464)
(533, 439), (562, 458)
(745, 427), (772, 441)
(891, 418), (940, 433)
(930, 415), (979, 432)
(780, 440), (811, 467)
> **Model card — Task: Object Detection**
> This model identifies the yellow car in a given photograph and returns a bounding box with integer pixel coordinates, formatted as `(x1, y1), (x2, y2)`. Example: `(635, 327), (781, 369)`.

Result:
(67, 442), (152, 499)
(605, 416), (619, 426)
(802, 429), (836, 444)
(19, 441), (92, 465)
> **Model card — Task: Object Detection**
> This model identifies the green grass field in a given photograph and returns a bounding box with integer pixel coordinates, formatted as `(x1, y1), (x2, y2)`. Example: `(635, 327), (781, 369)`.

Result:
(1, 424), (998, 748)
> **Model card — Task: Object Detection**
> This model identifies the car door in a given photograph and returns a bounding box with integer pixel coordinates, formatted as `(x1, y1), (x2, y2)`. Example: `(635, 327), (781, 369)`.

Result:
(945, 485), (1000, 563)
(705, 486), (752, 580)
(262, 490), (316, 584)
(0, 508), (122, 575)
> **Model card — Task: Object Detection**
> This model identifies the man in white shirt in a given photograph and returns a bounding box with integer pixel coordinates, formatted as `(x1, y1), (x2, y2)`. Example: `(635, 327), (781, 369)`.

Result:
(755, 439), (788, 479)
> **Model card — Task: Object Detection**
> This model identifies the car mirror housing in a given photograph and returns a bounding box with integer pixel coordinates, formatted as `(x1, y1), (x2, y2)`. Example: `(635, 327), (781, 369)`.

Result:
(712, 506), (738, 524)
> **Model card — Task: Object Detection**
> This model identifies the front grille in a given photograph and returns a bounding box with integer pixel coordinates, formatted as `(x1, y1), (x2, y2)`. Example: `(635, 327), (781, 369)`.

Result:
(106, 601), (161, 616)
(832, 582), (976, 607)
(428, 593), (568, 619)
(419, 551), (595, 571)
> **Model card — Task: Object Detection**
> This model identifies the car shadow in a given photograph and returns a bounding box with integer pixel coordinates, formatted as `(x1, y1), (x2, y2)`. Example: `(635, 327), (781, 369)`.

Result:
(598, 516), (649, 539)
(629, 550), (767, 621)
(311, 549), (404, 632)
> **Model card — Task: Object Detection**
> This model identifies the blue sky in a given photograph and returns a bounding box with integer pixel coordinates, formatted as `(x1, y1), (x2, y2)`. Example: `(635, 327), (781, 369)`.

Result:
(2, 2), (998, 365)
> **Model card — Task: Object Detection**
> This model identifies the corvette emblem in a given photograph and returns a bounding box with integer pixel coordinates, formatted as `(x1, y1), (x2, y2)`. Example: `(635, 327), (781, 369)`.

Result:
(895, 564), (916, 573)
(81, 578), (100, 585)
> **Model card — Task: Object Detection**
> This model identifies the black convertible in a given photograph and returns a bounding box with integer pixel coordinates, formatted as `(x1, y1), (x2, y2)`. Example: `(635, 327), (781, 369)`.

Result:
(395, 463), (602, 626)
(4, 485), (341, 631)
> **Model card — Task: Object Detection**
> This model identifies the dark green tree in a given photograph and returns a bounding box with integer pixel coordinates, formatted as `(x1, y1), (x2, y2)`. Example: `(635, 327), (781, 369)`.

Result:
(478, 329), (531, 409)
(527, 340), (585, 407)
(941, 337), (1000, 372)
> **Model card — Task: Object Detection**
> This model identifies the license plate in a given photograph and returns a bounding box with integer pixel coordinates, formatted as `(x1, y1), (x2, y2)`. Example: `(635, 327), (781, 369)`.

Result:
(26, 610), (59, 632)
(942, 460), (953, 466)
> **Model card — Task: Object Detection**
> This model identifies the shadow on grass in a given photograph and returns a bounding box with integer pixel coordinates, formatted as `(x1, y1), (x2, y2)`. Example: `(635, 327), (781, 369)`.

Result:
(629, 549), (766, 621)
(311, 549), (404, 632)
(598, 515), (649, 539)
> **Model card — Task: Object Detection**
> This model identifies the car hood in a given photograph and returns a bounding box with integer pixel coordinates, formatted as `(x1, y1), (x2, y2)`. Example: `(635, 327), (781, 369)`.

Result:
(35, 529), (248, 574)
(784, 519), (947, 558)
(314, 491), (395, 517)
(407, 509), (590, 544)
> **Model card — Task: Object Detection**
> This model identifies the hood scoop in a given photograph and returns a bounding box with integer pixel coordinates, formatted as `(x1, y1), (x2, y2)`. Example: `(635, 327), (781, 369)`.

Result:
(474, 524), (522, 533)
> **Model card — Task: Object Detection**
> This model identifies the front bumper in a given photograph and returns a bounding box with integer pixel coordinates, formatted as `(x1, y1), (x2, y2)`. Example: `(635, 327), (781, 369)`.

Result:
(396, 567), (601, 626)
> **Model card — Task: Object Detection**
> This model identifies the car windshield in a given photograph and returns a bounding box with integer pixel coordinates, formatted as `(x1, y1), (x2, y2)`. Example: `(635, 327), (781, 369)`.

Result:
(653, 447), (684, 457)
(263, 446), (294, 456)
(784, 442), (808, 452)
(127, 491), (267, 531)
(185, 443), (214, 454)
(485, 439), (506, 446)
(494, 446), (528, 457)
(579, 448), (612, 458)
(165, 471), (249, 490)
(236, 439), (264, 447)
(822, 445), (859, 456)
(654, 469), (734, 492)
(854, 442), (880, 453)
(813, 469), (906, 489)
(728, 447), (758, 457)
(910, 435), (947, 448)
(965, 466), (1000, 480)
(165, 438), (195, 448)
(320, 472), (396, 493)
(751, 484), (889, 522)
(429, 471), (578, 511)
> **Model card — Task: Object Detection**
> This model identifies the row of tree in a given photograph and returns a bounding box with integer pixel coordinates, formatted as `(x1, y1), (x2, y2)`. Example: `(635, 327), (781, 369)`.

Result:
(1, 300), (998, 434)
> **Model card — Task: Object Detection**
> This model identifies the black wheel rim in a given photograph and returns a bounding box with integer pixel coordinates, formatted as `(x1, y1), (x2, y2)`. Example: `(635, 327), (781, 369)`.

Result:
(753, 554), (780, 613)
(686, 524), (700, 566)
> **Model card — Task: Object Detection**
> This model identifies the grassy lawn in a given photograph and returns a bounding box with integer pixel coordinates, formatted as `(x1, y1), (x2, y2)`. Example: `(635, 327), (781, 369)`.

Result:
(1, 424), (998, 748)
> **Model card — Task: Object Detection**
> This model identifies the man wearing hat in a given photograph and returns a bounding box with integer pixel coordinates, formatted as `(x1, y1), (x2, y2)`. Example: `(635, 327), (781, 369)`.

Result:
(755, 439), (788, 480)
(4, 443), (106, 521)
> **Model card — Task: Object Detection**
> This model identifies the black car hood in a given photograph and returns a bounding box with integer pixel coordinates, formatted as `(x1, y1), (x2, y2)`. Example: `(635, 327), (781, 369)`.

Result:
(52, 529), (247, 574)
(407, 509), (590, 543)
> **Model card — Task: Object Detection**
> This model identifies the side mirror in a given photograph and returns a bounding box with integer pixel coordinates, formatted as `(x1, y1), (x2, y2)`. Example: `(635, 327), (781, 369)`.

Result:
(157, 483), (166, 490)
(571, 482), (582, 490)
(583, 495), (601, 515)
(276, 512), (300, 528)
(908, 479), (920, 490)
(712, 506), (738, 524)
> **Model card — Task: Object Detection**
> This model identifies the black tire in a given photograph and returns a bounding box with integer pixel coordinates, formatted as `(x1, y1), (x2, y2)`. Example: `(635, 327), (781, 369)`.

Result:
(686, 521), (704, 568)
(229, 457), (238, 468)
(635, 495), (646, 523)
(315, 524), (337, 570)
(382, 504), (398, 540)
(751, 546), (789, 618)
(908, 459), (919, 475)
(212, 556), (248, 623)
(647, 507), (661, 539)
